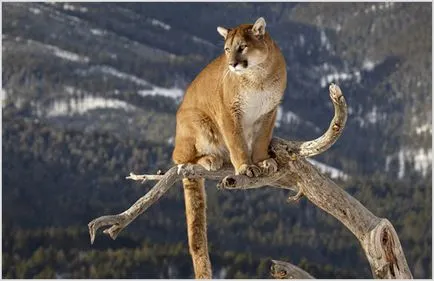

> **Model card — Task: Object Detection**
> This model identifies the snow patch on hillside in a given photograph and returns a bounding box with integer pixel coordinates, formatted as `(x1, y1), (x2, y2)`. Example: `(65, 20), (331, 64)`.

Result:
(2, 89), (7, 107)
(413, 149), (432, 177)
(307, 159), (349, 180)
(299, 35), (305, 46)
(365, 2), (395, 14)
(319, 59), (380, 88)
(25, 39), (89, 63)
(362, 59), (377, 71)
(49, 46), (89, 63)
(77, 65), (184, 99)
(45, 96), (135, 117)
(79, 65), (151, 86)
(275, 106), (321, 132)
(320, 70), (361, 87)
(352, 106), (388, 128)
(365, 106), (387, 124)
(192, 35), (215, 47)
(63, 4), (88, 13)
(167, 136), (174, 145)
(90, 28), (105, 36)
(320, 29), (332, 51)
(38, 3), (83, 23)
(138, 86), (184, 100)
(415, 123), (432, 135)
(275, 107), (303, 127)
(98, 66), (151, 86)
(216, 267), (228, 279)
(386, 148), (432, 178)
(29, 7), (41, 14)
(150, 18), (171, 30)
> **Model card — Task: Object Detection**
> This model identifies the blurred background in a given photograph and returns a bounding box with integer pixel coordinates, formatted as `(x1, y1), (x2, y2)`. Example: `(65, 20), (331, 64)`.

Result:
(2, 2), (432, 278)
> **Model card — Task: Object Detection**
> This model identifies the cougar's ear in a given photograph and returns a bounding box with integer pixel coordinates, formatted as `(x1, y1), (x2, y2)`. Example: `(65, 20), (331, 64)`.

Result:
(217, 26), (229, 39)
(252, 17), (266, 38)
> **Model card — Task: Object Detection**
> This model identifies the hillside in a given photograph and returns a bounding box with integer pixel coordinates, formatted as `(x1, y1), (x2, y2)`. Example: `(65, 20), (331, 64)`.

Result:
(2, 2), (432, 278)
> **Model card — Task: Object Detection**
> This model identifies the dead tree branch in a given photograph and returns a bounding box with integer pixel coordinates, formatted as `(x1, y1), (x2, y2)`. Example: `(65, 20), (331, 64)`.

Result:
(271, 260), (314, 279)
(88, 84), (412, 279)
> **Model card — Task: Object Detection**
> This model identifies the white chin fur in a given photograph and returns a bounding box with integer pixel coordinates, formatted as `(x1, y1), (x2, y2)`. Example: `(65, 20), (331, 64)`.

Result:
(229, 66), (246, 74)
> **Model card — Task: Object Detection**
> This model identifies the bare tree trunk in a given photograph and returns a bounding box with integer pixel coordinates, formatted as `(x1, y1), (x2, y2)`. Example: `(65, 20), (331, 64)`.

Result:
(88, 84), (412, 279)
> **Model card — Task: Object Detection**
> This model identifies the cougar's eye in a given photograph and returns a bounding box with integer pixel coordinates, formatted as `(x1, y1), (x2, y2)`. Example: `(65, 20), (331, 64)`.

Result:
(224, 47), (230, 53)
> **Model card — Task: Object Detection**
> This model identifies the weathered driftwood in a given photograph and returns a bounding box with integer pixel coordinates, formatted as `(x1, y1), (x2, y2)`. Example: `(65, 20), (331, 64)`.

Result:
(271, 260), (315, 279)
(88, 84), (412, 279)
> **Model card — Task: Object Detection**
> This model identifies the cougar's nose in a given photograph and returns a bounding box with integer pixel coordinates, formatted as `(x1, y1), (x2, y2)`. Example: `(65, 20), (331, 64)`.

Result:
(229, 62), (238, 68)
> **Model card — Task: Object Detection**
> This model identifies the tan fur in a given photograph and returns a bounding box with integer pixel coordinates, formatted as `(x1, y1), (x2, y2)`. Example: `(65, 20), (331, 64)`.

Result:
(173, 17), (287, 174)
(182, 178), (211, 278)
(173, 17), (287, 278)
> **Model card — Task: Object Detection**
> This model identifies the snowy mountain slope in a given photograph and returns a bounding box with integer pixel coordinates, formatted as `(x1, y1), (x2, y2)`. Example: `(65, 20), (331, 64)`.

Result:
(2, 2), (431, 181)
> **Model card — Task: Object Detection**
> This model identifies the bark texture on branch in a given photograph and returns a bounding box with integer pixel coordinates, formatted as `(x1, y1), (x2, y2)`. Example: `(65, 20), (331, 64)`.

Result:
(275, 83), (347, 160)
(271, 260), (315, 279)
(88, 84), (412, 279)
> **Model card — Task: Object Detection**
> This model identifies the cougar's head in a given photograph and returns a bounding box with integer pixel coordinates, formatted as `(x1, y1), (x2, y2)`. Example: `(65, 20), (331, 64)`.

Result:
(217, 17), (270, 74)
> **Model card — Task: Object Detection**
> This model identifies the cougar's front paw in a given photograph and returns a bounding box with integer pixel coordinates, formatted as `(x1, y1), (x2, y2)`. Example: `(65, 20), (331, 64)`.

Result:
(236, 164), (261, 177)
(258, 158), (278, 175)
(197, 155), (223, 171)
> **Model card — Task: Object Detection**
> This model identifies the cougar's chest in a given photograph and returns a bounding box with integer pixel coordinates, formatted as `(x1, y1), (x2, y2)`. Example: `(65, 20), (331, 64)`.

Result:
(241, 90), (280, 150)
(242, 91), (277, 123)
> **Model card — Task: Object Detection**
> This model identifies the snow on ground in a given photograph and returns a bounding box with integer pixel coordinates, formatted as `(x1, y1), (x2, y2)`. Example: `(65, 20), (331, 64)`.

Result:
(77, 65), (184, 99)
(362, 59), (377, 71)
(192, 35), (215, 47)
(275, 107), (302, 128)
(319, 59), (380, 88)
(415, 123), (432, 135)
(365, 2), (395, 14)
(386, 148), (432, 178)
(2, 89), (7, 107)
(45, 96), (135, 117)
(320, 29), (332, 51)
(216, 268), (228, 279)
(48, 45), (89, 63)
(80, 65), (151, 87)
(63, 86), (86, 96)
(35, 2), (82, 24)
(275, 106), (321, 132)
(365, 106), (387, 125)
(29, 7), (41, 14)
(398, 149), (406, 179)
(299, 34), (305, 46)
(63, 3), (88, 12)
(150, 18), (171, 30)
(167, 136), (174, 145)
(25, 38), (89, 63)
(98, 66), (151, 86)
(320, 70), (361, 87)
(138, 86), (184, 100)
(352, 106), (387, 127)
(307, 158), (349, 180)
(413, 148), (432, 177)
(90, 28), (105, 36)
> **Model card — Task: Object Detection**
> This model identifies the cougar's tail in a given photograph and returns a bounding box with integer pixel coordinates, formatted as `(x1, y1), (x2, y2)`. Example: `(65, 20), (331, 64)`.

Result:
(182, 177), (212, 279)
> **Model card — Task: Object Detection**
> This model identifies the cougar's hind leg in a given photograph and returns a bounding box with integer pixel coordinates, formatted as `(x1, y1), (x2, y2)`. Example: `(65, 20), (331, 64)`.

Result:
(172, 135), (197, 165)
(172, 110), (199, 165)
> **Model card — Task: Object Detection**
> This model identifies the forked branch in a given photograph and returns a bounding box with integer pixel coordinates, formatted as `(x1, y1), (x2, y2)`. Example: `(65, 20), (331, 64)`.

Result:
(88, 84), (412, 279)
